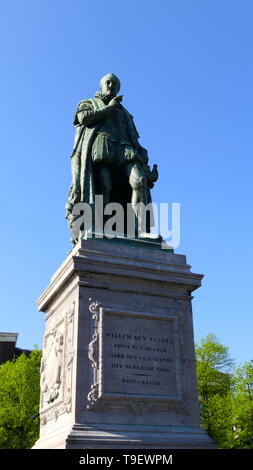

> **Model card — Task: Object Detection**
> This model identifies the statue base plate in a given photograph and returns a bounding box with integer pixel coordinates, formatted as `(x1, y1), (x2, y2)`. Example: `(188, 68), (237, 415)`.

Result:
(34, 424), (214, 449)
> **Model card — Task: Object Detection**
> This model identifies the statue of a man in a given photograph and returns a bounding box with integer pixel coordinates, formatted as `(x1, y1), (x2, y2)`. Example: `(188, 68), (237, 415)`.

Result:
(66, 73), (158, 245)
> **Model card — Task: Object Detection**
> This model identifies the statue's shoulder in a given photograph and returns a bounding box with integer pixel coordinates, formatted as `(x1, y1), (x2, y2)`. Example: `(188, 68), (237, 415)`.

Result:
(122, 106), (137, 125)
(73, 98), (99, 125)
(76, 99), (94, 112)
(121, 105), (133, 118)
(121, 106), (139, 138)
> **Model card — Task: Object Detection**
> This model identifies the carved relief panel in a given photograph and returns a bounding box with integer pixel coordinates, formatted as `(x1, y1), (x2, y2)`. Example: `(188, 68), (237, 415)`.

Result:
(40, 301), (75, 425)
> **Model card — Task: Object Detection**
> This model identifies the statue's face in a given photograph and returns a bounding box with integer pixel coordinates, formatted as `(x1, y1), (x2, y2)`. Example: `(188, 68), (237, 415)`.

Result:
(100, 74), (120, 98)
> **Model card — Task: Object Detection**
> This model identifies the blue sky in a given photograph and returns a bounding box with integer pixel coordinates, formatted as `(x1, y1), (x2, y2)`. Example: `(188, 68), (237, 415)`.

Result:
(1, 0), (252, 365)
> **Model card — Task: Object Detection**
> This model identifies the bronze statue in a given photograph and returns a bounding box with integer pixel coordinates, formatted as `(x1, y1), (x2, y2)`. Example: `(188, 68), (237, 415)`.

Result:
(66, 73), (158, 245)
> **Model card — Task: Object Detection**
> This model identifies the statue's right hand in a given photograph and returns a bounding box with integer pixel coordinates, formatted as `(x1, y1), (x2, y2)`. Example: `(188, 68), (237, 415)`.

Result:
(108, 95), (123, 107)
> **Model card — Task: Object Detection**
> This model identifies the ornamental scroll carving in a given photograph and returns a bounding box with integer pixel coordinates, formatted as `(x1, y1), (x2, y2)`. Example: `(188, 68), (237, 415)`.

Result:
(87, 299), (101, 409)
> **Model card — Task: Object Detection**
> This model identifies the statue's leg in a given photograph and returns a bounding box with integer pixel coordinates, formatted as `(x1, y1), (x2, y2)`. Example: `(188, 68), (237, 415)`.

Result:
(125, 162), (147, 206)
(65, 153), (81, 246)
(94, 163), (113, 207)
(125, 163), (148, 233)
(70, 152), (81, 204)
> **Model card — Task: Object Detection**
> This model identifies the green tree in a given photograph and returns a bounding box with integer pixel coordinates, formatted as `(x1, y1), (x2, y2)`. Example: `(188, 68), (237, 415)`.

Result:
(0, 350), (41, 449)
(195, 333), (234, 447)
(195, 333), (234, 398)
(230, 361), (253, 448)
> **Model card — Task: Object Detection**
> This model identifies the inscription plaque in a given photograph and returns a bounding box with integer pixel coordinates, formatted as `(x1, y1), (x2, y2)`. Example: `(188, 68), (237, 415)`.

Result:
(100, 310), (178, 399)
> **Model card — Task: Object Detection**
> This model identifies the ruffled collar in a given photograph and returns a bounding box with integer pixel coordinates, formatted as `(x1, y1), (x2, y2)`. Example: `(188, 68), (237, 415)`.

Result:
(95, 91), (111, 104)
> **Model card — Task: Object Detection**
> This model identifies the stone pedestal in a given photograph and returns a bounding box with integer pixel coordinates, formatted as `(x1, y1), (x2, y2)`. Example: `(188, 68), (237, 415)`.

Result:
(33, 238), (215, 449)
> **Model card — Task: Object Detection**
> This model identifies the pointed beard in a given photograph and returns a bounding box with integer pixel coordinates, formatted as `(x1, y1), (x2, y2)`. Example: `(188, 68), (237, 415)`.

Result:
(95, 91), (113, 104)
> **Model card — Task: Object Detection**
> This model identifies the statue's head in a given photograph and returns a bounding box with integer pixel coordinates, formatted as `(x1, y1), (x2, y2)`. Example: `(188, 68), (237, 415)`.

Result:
(100, 73), (121, 98)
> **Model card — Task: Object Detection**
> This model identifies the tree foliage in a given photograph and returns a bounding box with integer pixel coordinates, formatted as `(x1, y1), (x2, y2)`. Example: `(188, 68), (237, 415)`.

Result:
(230, 361), (253, 448)
(195, 334), (253, 448)
(0, 350), (41, 449)
(196, 333), (234, 400)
